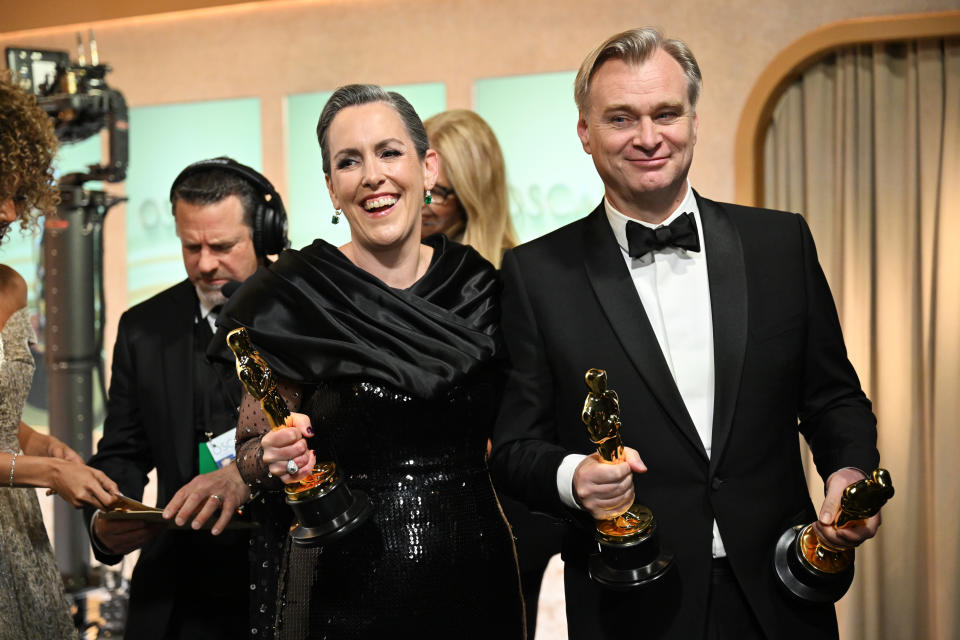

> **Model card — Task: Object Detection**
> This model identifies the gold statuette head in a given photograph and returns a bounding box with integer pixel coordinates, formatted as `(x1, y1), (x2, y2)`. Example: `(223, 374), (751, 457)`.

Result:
(226, 327), (290, 430)
(836, 468), (894, 528)
(582, 368), (625, 463)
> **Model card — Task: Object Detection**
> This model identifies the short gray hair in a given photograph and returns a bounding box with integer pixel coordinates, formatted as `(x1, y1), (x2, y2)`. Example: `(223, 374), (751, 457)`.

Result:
(316, 84), (429, 175)
(574, 27), (702, 113)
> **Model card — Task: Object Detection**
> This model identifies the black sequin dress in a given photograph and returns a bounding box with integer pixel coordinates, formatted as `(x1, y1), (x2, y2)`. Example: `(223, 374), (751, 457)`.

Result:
(223, 235), (525, 639)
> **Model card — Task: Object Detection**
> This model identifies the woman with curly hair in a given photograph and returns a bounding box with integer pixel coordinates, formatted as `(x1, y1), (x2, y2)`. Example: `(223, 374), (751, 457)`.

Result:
(0, 78), (60, 240)
(1, 76), (119, 640)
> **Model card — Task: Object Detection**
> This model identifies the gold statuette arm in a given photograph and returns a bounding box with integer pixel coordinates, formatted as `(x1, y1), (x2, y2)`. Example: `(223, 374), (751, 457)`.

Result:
(227, 327), (290, 430)
(581, 368), (625, 464)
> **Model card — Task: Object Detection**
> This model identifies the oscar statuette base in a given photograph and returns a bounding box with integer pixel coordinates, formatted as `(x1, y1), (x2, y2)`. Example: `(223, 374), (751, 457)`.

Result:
(774, 524), (854, 603)
(588, 519), (674, 591)
(286, 474), (374, 547)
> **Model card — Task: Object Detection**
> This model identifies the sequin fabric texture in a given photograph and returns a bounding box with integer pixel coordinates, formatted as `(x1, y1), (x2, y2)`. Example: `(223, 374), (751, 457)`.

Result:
(0, 309), (77, 640)
(240, 373), (525, 639)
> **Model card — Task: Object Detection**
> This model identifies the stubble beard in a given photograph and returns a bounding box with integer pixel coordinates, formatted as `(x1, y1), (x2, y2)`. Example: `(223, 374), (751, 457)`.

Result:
(194, 282), (227, 309)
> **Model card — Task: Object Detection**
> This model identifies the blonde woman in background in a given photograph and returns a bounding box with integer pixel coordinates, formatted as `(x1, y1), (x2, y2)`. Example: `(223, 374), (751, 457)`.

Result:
(424, 108), (561, 639)
(421, 109), (517, 267)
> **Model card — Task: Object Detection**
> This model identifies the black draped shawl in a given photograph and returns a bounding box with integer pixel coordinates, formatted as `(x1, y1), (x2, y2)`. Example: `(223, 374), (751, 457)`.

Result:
(216, 234), (502, 399)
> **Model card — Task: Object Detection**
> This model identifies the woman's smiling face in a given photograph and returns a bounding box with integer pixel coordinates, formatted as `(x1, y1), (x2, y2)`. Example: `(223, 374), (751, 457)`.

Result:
(325, 102), (437, 253)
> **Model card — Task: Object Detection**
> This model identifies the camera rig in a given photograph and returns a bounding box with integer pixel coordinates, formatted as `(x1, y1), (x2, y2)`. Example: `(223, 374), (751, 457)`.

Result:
(7, 34), (128, 185)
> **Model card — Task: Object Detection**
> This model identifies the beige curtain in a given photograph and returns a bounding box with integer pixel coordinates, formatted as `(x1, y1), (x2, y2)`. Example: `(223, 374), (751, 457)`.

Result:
(763, 38), (960, 640)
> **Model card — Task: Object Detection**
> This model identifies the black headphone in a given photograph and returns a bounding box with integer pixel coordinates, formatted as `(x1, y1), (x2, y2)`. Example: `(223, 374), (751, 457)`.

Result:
(169, 157), (290, 257)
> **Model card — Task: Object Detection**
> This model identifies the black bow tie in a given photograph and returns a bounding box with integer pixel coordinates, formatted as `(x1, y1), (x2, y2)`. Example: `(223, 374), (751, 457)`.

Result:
(625, 213), (701, 258)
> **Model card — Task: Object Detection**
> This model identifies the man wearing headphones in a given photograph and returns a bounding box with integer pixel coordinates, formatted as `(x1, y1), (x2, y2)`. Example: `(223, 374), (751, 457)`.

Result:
(85, 157), (289, 639)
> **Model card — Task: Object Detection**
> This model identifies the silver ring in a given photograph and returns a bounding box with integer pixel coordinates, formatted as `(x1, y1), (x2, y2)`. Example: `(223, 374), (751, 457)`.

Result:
(210, 494), (223, 504)
(286, 459), (299, 475)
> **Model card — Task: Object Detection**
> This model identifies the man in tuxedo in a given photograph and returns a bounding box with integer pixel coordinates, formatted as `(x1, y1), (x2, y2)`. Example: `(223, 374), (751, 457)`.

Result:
(490, 28), (883, 639)
(85, 158), (288, 639)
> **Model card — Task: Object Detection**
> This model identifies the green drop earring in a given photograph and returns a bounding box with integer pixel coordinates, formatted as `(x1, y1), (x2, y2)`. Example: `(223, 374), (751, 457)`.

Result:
(331, 208), (343, 224)
(424, 190), (432, 205)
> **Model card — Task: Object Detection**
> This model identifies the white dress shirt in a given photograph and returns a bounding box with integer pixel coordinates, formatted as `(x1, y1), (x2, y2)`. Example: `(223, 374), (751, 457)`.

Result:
(197, 295), (220, 333)
(556, 184), (728, 557)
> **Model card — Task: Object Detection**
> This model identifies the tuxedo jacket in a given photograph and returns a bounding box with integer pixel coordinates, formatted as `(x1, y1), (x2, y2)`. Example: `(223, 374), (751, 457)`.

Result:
(87, 279), (249, 640)
(489, 194), (879, 639)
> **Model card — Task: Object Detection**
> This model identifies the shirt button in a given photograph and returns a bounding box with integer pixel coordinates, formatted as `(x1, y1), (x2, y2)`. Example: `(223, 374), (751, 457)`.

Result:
(711, 477), (723, 491)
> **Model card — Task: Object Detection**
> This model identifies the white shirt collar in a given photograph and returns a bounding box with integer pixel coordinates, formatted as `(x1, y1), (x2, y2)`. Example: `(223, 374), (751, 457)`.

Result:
(195, 291), (220, 333)
(604, 184), (700, 256)
(197, 296), (216, 321)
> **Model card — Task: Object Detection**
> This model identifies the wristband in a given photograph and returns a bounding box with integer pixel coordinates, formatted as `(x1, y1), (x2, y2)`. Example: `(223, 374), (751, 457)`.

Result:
(8, 451), (20, 487)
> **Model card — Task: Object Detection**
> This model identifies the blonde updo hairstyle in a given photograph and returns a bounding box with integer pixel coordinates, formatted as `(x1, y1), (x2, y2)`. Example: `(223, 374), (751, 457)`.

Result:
(424, 110), (517, 268)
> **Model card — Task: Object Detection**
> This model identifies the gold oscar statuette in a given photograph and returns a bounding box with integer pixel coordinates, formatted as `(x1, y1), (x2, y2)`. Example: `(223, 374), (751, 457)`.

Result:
(227, 327), (372, 545)
(580, 368), (672, 589)
(774, 468), (894, 602)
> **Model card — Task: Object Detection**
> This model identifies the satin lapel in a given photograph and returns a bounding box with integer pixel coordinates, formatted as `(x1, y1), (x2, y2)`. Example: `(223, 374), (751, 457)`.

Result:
(162, 281), (198, 483)
(581, 204), (707, 460)
(697, 194), (748, 474)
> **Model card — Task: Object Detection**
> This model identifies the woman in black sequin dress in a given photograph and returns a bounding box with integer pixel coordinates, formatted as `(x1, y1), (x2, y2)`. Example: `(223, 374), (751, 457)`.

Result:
(223, 85), (524, 639)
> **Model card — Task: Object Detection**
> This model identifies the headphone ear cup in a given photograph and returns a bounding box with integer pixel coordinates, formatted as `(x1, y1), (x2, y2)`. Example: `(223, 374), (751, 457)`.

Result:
(252, 204), (266, 258)
(257, 205), (289, 256)
(268, 204), (290, 255)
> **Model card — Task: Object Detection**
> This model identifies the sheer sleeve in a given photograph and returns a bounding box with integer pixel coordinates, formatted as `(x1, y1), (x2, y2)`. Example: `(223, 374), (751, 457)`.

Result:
(235, 377), (304, 493)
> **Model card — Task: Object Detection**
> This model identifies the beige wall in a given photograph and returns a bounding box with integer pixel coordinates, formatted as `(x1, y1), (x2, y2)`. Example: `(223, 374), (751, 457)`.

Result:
(3, 0), (267, 32)
(4, 0), (958, 203)
(3, 0), (957, 379)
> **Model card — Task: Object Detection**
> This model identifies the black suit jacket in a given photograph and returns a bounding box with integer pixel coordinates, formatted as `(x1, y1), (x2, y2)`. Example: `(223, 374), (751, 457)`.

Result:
(490, 194), (879, 639)
(87, 279), (249, 640)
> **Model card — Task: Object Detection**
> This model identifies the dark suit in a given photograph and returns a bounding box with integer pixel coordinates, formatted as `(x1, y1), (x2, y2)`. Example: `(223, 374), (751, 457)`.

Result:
(87, 279), (249, 640)
(490, 193), (879, 639)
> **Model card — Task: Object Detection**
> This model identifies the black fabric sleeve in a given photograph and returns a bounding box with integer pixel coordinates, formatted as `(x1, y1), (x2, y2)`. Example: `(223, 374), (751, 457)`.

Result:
(85, 313), (156, 565)
(794, 213), (880, 477)
(489, 249), (573, 518)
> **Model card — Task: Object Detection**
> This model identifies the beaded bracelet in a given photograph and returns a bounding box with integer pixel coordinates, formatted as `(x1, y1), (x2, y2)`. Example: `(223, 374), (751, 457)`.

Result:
(8, 451), (20, 487)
